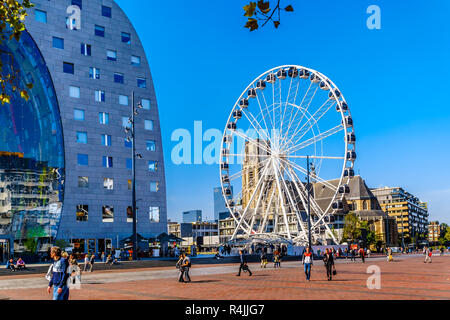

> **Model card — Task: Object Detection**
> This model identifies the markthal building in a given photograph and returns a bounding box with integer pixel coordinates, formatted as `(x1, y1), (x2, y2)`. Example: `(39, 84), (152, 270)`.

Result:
(0, 0), (167, 259)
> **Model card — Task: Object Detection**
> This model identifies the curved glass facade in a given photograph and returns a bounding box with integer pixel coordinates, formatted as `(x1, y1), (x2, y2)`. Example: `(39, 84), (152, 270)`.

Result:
(0, 30), (65, 244)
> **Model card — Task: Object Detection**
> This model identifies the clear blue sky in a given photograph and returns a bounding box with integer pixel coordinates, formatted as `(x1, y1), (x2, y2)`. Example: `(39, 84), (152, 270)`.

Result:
(116, 0), (450, 224)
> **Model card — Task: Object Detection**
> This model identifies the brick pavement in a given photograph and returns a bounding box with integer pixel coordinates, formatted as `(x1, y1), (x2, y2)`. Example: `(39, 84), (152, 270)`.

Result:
(0, 255), (448, 300)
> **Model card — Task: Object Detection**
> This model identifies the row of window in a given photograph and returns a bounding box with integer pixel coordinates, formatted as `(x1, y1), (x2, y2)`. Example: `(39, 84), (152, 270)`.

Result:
(77, 154), (158, 172)
(69, 86), (149, 104)
(75, 131), (156, 150)
(76, 204), (160, 223)
(78, 176), (159, 192)
(64, 63), (146, 88)
(53, 38), (141, 66)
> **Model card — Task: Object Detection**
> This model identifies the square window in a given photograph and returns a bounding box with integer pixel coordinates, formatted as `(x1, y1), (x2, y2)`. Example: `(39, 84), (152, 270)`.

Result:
(146, 140), (156, 151)
(101, 134), (112, 146)
(124, 138), (132, 148)
(144, 120), (153, 130)
(114, 73), (124, 84)
(102, 5), (112, 18)
(127, 206), (133, 222)
(72, 0), (82, 9)
(76, 131), (87, 144)
(99, 112), (109, 124)
(121, 32), (131, 44)
(103, 156), (113, 168)
(107, 50), (117, 61)
(131, 55), (141, 66)
(95, 90), (105, 102)
(150, 181), (159, 192)
(89, 67), (100, 79)
(77, 154), (88, 166)
(81, 43), (91, 56)
(141, 99), (150, 110)
(52, 37), (64, 49)
(149, 207), (160, 222)
(74, 109), (85, 121)
(76, 204), (88, 222)
(102, 206), (114, 223)
(122, 117), (131, 128)
(137, 78), (147, 88)
(119, 95), (128, 105)
(148, 161), (157, 172)
(78, 176), (89, 188)
(126, 158), (132, 169)
(69, 86), (80, 98)
(35, 9), (47, 23)
(95, 25), (105, 37)
(63, 62), (74, 74)
(103, 178), (114, 190)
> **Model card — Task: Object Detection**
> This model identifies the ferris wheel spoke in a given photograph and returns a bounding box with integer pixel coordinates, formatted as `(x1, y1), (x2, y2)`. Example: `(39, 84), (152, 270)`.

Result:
(247, 179), (268, 235)
(258, 182), (276, 234)
(230, 129), (271, 155)
(279, 75), (295, 142)
(285, 166), (327, 219)
(232, 161), (271, 239)
(271, 160), (292, 239)
(280, 157), (338, 193)
(240, 108), (273, 146)
(284, 124), (344, 155)
(282, 97), (333, 149)
(259, 88), (276, 131)
(254, 88), (275, 144)
(276, 161), (307, 236)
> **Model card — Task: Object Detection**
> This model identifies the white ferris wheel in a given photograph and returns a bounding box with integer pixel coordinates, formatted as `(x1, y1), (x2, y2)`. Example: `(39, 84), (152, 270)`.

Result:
(220, 65), (356, 246)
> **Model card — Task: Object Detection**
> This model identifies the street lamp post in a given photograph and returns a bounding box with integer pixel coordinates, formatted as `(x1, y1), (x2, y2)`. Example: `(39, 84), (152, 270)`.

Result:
(307, 156), (312, 250)
(128, 90), (143, 261)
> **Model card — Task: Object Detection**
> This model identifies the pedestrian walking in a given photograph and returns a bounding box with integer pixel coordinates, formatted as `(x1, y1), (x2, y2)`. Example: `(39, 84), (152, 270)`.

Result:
(350, 248), (356, 262)
(236, 250), (252, 276)
(367, 248), (371, 258)
(302, 247), (313, 281)
(260, 250), (267, 268)
(273, 249), (281, 268)
(387, 247), (393, 262)
(323, 249), (335, 281)
(89, 253), (95, 272)
(359, 247), (365, 263)
(101, 252), (105, 263)
(47, 246), (70, 300)
(83, 253), (90, 271)
(181, 252), (192, 282)
(424, 247), (432, 263)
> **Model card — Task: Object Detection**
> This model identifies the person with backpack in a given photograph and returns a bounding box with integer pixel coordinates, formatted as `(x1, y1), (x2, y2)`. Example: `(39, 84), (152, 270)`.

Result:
(236, 250), (252, 276)
(302, 246), (313, 281)
(47, 246), (70, 300)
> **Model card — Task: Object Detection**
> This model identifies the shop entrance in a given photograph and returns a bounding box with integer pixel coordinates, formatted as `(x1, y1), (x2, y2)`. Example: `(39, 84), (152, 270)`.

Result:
(0, 240), (9, 262)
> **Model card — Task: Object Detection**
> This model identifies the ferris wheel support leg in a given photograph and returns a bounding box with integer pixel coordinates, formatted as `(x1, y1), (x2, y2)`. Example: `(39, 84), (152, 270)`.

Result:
(272, 160), (292, 240)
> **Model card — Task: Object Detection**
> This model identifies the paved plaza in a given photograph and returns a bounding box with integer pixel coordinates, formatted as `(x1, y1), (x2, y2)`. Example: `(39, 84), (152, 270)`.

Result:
(0, 255), (448, 300)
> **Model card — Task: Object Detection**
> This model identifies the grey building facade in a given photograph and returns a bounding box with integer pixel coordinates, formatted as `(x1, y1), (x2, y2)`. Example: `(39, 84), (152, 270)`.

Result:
(0, 0), (167, 256)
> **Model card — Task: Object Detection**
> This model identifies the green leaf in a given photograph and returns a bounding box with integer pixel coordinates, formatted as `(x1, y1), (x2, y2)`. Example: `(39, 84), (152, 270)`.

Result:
(285, 5), (294, 12)
(243, 2), (257, 17)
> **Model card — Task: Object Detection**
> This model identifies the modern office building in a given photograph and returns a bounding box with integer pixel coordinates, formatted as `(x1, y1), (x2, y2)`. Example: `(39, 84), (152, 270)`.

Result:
(213, 186), (232, 221)
(182, 210), (202, 223)
(371, 187), (428, 244)
(0, 0), (167, 256)
(427, 221), (440, 243)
